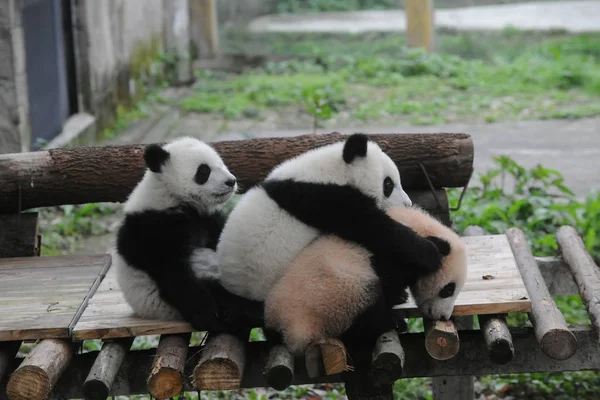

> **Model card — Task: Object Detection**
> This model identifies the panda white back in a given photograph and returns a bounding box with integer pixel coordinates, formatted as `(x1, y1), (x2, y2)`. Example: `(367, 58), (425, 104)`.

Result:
(217, 134), (416, 301)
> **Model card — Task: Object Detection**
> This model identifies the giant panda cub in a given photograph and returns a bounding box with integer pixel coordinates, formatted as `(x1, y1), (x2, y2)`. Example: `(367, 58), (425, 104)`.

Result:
(263, 205), (468, 357)
(114, 136), (263, 334)
(216, 133), (450, 305)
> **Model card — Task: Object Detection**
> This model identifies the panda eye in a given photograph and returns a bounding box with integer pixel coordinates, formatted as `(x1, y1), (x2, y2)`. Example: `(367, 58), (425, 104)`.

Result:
(383, 177), (394, 198)
(195, 164), (211, 185)
(439, 282), (456, 299)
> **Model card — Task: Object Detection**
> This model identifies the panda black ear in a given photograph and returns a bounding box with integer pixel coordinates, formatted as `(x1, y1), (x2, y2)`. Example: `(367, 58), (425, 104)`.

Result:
(343, 133), (368, 164)
(144, 144), (170, 173)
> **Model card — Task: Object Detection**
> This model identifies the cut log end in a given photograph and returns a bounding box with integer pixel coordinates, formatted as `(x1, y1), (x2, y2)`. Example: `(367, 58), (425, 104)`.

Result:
(372, 330), (405, 385)
(265, 345), (294, 391)
(147, 367), (183, 399)
(82, 379), (109, 400)
(6, 365), (51, 400)
(305, 338), (348, 378)
(193, 358), (242, 390)
(540, 329), (579, 361)
(425, 320), (460, 361)
(479, 315), (514, 365)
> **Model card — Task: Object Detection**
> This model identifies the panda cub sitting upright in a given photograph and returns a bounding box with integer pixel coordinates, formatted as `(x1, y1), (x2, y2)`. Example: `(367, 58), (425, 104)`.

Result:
(217, 133), (450, 304)
(114, 136), (263, 334)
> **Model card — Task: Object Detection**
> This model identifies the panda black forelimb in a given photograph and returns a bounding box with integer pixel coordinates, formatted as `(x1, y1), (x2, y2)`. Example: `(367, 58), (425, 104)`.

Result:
(261, 179), (448, 277)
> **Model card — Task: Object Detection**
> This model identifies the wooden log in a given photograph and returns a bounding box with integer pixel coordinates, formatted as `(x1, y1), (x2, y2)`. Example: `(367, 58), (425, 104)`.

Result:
(556, 226), (600, 339)
(0, 342), (21, 382)
(10, 326), (600, 398)
(82, 337), (134, 400)
(0, 213), (39, 257)
(193, 333), (245, 390)
(0, 133), (473, 212)
(406, 0), (435, 52)
(372, 330), (404, 385)
(424, 319), (460, 361)
(478, 314), (514, 365)
(265, 344), (294, 391)
(147, 333), (190, 399)
(307, 338), (348, 377)
(505, 227), (578, 360)
(6, 338), (74, 400)
(189, 0), (220, 60)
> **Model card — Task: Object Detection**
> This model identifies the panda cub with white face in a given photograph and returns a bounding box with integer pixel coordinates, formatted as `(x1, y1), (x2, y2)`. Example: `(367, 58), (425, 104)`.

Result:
(114, 136), (263, 334)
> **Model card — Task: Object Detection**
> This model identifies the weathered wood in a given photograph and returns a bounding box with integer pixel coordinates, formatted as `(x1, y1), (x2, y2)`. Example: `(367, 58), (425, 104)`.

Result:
(424, 320), (460, 361)
(0, 213), (39, 258)
(372, 330), (404, 385)
(163, 0), (193, 84)
(0, 342), (20, 382)
(6, 338), (75, 400)
(148, 333), (191, 399)
(556, 226), (600, 339)
(83, 337), (134, 400)
(0, 133), (473, 213)
(10, 327), (599, 398)
(538, 256), (580, 296)
(0, 254), (111, 341)
(265, 344), (294, 391)
(305, 338), (348, 377)
(189, 0), (219, 59)
(394, 234), (531, 317)
(505, 227), (578, 361)
(406, 0), (435, 52)
(478, 314), (514, 365)
(193, 333), (245, 390)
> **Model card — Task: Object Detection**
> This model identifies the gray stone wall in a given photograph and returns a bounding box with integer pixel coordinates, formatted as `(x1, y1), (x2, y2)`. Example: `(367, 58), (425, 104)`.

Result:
(0, 0), (29, 154)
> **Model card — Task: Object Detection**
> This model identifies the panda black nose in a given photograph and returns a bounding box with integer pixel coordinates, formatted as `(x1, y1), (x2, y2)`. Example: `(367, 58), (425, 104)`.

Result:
(225, 179), (236, 187)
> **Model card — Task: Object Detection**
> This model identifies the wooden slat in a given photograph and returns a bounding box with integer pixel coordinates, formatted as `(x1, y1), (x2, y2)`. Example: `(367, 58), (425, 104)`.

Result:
(0, 255), (110, 341)
(394, 235), (531, 317)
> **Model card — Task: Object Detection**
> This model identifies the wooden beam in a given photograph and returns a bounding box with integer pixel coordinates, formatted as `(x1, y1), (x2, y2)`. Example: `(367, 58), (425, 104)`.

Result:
(0, 133), (474, 213)
(148, 333), (191, 399)
(163, 0), (193, 84)
(265, 345), (294, 391)
(6, 338), (75, 400)
(424, 320), (459, 361)
(19, 327), (600, 398)
(406, 0), (435, 52)
(0, 213), (39, 258)
(189, 0), (219, 60)
(372, 330), (404, 385)
(506, 228), (578, 361)
(556, 226), (600, 339)
(83, 338), (134, 400)
(193, 333), (245, 390)
(478, 314), (514, 365)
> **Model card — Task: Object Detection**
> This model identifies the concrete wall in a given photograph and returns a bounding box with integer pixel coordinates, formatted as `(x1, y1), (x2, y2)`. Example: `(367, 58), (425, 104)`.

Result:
(71, 0), (164, 133)
(0, 0), (30, 154)
(217, 0), (278, 25)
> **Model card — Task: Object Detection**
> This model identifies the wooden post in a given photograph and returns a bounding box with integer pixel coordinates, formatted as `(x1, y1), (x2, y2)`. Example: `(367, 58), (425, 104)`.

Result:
(406, 0), (435, 52)
(424, 320), (460, 361)
(193, 333), (245, 390)
(556, 226), (600, 339)
(0, 213), (40, 257)
(6, 338), (75, 400)
(189, 0), (219, 60)
(83, 338), (134, 400)
(478, 314), (514, 365)
(147, 333), (191, 399)
(305, 338), (348, 378)
(506, 227), (578, 360)
(265, 345), (294, 391)
(163, 0), (193, 84)
(372, 330), (404, 385)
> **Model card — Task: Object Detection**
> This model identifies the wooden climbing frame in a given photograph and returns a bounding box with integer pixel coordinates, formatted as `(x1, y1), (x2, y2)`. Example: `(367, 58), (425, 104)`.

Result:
(0, 132), (599, 400)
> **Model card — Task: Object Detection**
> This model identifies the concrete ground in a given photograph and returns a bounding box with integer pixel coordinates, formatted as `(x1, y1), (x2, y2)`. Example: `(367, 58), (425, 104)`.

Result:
(248, 0), (600, 33)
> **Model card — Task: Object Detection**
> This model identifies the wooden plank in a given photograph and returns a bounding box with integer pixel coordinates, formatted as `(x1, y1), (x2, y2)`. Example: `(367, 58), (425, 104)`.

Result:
(406, 0), (435, 52)
(0, 213), (39, 258)
(394, 235), (531, 317)
(0, 255), (109, 341)
(30, 327), (600, 398)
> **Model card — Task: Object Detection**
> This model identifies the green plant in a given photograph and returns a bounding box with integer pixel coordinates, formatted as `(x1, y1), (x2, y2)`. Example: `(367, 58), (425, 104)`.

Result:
(302, 84), (342, 132)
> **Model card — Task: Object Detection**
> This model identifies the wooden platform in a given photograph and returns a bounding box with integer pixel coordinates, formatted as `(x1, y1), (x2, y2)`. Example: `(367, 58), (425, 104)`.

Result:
(0, 255), (110, 341)
(72, 266), (192, 341)
(394, 234), (531, 317)
(69, 234), (531, 341)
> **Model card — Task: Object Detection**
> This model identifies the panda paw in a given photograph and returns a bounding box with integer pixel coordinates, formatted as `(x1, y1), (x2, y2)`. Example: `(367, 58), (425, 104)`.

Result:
(426, 236), (451, 257)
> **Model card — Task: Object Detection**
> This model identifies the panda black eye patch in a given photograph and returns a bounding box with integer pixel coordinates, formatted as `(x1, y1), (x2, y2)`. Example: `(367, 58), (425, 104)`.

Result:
(195, 164), (211, 185)
(383, 177), (394, 197)
(439, 282), (456, 299)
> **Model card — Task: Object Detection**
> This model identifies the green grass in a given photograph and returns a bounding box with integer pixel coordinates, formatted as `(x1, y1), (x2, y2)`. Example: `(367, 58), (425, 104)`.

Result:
(179, 30), (600, 126)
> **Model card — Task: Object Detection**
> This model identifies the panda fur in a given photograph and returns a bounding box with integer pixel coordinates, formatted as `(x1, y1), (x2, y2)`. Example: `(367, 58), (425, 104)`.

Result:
(216, 133), (449, 303)
(113, 136), (263, 334)
(263, 205), (467, 356)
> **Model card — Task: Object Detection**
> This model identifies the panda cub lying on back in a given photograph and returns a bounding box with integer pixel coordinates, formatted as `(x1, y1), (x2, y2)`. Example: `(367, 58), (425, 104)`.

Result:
(114, 136), (263, 334)
(264, 205), (468, 357)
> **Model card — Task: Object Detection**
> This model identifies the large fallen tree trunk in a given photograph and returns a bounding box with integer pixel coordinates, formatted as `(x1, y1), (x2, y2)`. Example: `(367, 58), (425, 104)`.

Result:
(0, 133), (473, 213)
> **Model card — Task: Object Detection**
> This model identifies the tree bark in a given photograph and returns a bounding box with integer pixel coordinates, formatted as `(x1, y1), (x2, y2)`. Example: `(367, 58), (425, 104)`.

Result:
(0, 133), (473, 213)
